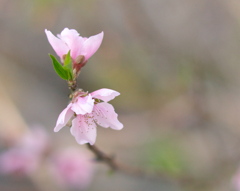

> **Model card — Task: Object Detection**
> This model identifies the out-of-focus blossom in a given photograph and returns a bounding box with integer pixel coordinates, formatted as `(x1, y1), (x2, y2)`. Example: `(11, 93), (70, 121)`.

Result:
(0, 126), (49, 176)
(45, 28), (104, 64)
(19, 125), (50, 155)
(0, 148), (39, 175)
(54, 88), (123, 145)
(49, 148), (94, 190)
(232, 168), (240, 190)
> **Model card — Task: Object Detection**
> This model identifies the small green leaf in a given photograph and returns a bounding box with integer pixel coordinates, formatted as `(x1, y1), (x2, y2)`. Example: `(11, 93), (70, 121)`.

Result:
(63, 51), (72, 67)
(63, 67), (73, 81)
(49, 54), (69, 80)
(63, 51), (73, 81)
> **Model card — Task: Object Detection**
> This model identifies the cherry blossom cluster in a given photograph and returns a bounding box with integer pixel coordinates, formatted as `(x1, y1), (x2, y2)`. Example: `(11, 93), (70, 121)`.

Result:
(45, 28), (123, 145)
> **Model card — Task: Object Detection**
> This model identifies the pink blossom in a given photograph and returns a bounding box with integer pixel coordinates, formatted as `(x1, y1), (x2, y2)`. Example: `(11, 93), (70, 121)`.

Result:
(45, 28), (104, 63)
(0, 126), (49, 176)
(233, 168), (240, 190)
(19, 125), (50, 155)
(54, 88), (123, 145)
(0, 148), (39, 175)
(54, 94), (94, 132)
(49, 148), (94, 189)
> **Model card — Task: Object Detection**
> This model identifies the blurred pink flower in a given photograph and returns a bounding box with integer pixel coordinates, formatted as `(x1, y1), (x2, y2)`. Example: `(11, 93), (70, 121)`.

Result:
(232, 169), (240, 190)
(45, 28), (104, 63)
(19, 126), (50, 155)
(0, 148), (39, 175)
(0, 126), (49, 176)
(54, 88), (123, 145)
(49, 148), (94, 190)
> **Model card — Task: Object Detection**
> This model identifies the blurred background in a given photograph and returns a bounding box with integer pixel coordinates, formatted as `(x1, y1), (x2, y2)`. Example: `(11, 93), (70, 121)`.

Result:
(1, 0), (240, 190)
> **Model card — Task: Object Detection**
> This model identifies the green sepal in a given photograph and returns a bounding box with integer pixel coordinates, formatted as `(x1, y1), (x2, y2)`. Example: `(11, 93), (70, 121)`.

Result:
(49, 54), (69, 80)
(63, 51), (72, 67)
(62, 51), (73, 80)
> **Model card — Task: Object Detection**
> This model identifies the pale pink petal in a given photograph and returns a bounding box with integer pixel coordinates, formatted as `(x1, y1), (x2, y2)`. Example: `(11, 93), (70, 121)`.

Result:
(70, 115), (97, 145)
(71, 95), (94, 115)
(93, 102), (123, 130)
(0, 149), (39, 175)
(45, 29), (69, 59)
(81, 31), (104, 61)
(58, 28), (84, 60)
(60, 28), (80, 37)
(49, 148), (94, 189)
(54, 103), (74, 132)
(20, 126), (49, 155)
(91, 88), (120, 102)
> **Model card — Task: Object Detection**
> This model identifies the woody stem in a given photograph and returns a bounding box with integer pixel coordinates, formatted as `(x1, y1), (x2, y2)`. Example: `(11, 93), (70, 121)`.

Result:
(68, 80), (77, 93)
(86, 143), (118, 170)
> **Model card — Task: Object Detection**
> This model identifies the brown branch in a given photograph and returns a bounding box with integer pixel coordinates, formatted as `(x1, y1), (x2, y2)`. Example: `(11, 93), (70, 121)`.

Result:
(68, 80), (77, 93)
(86, 143), (189, 186)
(86, 143), (118, 170)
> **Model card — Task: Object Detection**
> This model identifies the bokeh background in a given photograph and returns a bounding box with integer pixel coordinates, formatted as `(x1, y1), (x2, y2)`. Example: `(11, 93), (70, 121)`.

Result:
(1, 0), (240, 190)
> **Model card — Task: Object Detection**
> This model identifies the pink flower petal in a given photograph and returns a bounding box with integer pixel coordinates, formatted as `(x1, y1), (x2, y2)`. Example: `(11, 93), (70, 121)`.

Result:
(81, 32), (104, 61)
(45, 29), (69, 59)
(71, 95), (94, 115)
(91, 88), (120, 102)
(93, 102), (123, 130)
(20, 126), (49, 155)
(49, 148), (94, 189)
(59, 28), (80, 38)
(0, 149), (39, 175)
(46, 29), (104, 63)
(54, 103), (74, 132)
(70, 115), (97, 145)
(58, 28), (85, 60)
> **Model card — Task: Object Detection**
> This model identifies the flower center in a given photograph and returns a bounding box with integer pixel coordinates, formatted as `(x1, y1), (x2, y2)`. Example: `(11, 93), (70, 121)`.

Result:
(71, 89), (88, 102)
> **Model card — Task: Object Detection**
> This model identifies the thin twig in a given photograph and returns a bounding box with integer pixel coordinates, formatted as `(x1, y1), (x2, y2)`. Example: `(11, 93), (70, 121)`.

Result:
(86, 143), (188, 185)
(86, 143), (118, 170)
